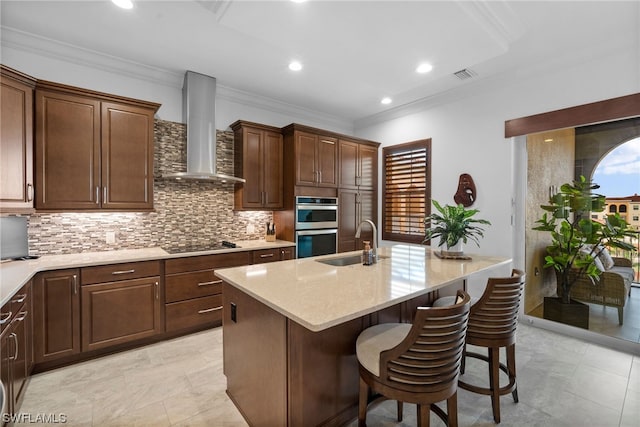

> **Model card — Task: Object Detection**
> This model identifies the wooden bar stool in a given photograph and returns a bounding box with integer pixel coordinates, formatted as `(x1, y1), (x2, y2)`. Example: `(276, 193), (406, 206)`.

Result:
(434, 269), (525, 423)
(356, 290), (471, 427)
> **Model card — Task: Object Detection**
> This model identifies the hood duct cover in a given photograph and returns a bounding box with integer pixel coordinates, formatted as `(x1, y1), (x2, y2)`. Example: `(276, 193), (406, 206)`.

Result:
(163, 71), (245, 183)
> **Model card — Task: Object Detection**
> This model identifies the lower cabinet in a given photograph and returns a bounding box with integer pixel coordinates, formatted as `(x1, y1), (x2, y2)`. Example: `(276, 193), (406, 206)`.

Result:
(165, 252), (250, 333)
(1, 281), (33, 424)
(33, 270), (80, 364)
(80, 261), (162, 352)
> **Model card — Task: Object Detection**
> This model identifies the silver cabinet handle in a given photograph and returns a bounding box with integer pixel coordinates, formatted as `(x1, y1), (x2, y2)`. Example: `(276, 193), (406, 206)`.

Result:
(198, 280), (222, 287)
(103, 186), (107, 204)
(12, 294), (27, 304)
(73, 274), (78, 295)
(14, 311), (27, 322)
(96, 186), (100, 204)
(260, 253), (275, 258)
(10, 332), (18, 360)
(27, 183), (34, 201)
(112, 269), (136, 275)
(0, 311), (12, 325)
(318, 170), (322, 183)
(198, 306), (223, 314)
(155, 281), (159, 300)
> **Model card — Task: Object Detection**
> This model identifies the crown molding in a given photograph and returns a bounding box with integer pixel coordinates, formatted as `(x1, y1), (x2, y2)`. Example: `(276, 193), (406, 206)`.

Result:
(1, 26), (352, 132)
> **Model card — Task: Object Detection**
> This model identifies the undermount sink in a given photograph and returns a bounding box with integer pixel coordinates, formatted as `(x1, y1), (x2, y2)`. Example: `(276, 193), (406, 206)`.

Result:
(316, 254), (388, 267)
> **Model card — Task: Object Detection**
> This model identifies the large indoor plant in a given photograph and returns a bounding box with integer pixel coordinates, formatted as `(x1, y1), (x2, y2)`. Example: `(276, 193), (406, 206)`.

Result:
(423, 200), (491, 256)
(533, 176), (636, 305)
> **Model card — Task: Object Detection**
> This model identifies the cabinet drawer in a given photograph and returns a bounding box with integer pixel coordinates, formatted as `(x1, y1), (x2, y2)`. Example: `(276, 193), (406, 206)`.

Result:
(81, 261), (161, 284)
(1, 283), (30, 334)
(165, 295), (222, 333)
(252, 248), (281, 264)
(165, 270), (222, 303)
(165, 252), (251, 274)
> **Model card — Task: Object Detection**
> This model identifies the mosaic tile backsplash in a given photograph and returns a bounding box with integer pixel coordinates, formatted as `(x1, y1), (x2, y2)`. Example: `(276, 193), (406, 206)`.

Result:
(25, 120), (273, 255)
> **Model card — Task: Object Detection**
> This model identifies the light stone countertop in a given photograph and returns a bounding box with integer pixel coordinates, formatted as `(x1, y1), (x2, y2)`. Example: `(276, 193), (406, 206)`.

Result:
(215, 244), (512, 332)
(0, 239), (295, 306)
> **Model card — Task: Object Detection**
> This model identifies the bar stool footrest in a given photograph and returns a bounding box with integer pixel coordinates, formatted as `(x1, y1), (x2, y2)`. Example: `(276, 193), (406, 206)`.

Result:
(458, 350), (517, 397)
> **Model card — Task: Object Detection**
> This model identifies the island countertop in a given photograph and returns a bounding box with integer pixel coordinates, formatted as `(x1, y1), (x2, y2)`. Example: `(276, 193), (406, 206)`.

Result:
(215, 244), (512, 332)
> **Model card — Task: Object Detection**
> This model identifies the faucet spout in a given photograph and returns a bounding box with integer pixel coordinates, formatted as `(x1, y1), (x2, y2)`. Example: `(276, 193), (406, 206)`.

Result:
(355, 219), (378, 262)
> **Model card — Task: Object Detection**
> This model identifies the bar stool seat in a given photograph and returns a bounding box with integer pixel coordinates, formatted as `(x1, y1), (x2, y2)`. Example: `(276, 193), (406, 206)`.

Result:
(356, 290), (471, 427)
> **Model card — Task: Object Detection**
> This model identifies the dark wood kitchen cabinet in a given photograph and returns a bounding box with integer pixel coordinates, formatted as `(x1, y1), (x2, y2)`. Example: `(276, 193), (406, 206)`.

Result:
(251, 246), (295, 264)
(165, 252), (250, 333)
(338, 138), (378, 191)
(231, 120), (283, 210)
(34, 81), (160, 211)
(338, 189), (375, 253)
(0, 66), (36, 212)
(1, 280), (33, 421)
(33, 269), (81, 364)
(338, 138), (378, 252)
(80, 261), (162, 352)
(282, 124), (338, 190)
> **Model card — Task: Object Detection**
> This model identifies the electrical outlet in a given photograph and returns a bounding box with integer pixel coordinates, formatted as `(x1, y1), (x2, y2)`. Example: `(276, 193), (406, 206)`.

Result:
(246, 224), (255, 234)
(106, 231), (116, 244)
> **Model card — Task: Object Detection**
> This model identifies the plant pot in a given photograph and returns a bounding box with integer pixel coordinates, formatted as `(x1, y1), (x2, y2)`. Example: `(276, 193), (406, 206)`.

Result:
(441, 240), (464, 257)
(543, 297), (589, 329)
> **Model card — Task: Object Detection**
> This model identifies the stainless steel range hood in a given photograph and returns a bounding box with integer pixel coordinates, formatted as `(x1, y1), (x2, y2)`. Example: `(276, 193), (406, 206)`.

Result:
(163, 71), (245, 183)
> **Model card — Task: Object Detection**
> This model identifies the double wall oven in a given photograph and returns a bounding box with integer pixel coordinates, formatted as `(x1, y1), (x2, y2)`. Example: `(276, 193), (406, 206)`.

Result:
(295, 196), (338, 258)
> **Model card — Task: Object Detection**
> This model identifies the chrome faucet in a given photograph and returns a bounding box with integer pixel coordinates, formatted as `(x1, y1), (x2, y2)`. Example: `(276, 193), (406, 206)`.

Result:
(355, 219), (377, 263)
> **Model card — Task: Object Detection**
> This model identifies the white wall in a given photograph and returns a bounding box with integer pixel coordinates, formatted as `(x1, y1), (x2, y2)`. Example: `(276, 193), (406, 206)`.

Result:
(355, 47), (640, 268)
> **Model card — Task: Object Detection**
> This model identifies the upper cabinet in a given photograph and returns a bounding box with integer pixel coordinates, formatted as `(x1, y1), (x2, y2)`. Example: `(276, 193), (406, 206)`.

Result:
(0, 66), (36, 212)
(338, 138), (378, 191)
(231, 120), (283, 210)
(35, 81), (160, 211)
(283, 125), (338, 189)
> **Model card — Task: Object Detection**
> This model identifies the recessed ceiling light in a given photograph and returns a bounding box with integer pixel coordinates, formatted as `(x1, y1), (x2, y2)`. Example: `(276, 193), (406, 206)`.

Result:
(380, 97), (392, 105)
(416, 63), (433, 74)
(291, 0), (307, 3)
(288, 61), (303, 71)
(112, 0), (133, 9)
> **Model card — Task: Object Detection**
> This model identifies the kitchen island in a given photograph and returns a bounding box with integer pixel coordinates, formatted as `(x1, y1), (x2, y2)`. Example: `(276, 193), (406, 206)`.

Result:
(215, 244), (511, 427)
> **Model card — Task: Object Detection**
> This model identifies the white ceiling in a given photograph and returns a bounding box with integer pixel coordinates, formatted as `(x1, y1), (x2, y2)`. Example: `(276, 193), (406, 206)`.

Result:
(1, 1), (638, 123)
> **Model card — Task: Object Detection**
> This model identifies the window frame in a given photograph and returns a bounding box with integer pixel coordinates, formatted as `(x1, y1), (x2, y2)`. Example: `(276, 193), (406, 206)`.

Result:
(382, 139), (432, 244)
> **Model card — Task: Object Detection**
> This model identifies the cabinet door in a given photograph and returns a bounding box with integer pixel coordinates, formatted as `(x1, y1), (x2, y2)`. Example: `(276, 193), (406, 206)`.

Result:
(9, 308), (28, 410)
(240, 127), (264, 208)
(295, 131), (318, 186)
(33, 270), (81, 363)
(358, 144), (378, 191)
(263, 131), (283, 208)
(0, 72), (34, 211)
(317, 136), (337, 187)
(338, 189), (358, 253)
(101, 102), (154, 210)
(1, 327), (11, 417)
(358, 190), (375, 248)
(338, 139), (359, 190)
(81, 276), (162, 352)
(35, 90), (100, 210)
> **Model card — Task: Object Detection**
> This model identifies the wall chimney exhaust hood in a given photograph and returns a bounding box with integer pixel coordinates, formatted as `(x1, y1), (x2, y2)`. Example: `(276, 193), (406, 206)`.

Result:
(163, 71), (245, 183)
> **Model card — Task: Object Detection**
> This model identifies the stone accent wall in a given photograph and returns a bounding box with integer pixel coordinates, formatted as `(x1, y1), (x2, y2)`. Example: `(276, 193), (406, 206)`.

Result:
(25, 120), (272, 255)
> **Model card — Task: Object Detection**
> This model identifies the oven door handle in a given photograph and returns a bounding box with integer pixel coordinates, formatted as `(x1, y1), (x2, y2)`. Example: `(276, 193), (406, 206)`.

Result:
(295, 204), (338, 211)
(296, 229), (338, 236)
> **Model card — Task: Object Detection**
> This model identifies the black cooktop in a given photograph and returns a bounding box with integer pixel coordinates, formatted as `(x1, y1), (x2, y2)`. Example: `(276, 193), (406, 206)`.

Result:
(163, 241), (238, 254)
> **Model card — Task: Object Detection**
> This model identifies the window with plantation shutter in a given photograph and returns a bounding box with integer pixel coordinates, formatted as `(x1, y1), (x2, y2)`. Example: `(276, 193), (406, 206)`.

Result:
(382, 139), (431, 243)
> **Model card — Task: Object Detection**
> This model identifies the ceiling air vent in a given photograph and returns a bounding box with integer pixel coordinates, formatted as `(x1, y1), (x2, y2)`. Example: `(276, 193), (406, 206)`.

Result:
(453, 68), (477, 80)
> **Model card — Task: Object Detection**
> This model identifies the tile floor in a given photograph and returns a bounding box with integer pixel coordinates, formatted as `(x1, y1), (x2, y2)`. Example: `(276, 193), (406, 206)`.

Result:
(20, 323), (640, 426)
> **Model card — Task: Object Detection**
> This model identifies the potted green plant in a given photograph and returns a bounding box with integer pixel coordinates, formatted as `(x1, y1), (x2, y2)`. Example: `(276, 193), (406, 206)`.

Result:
(423, 200), (491, 256)
(533, 176), (636, 327)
